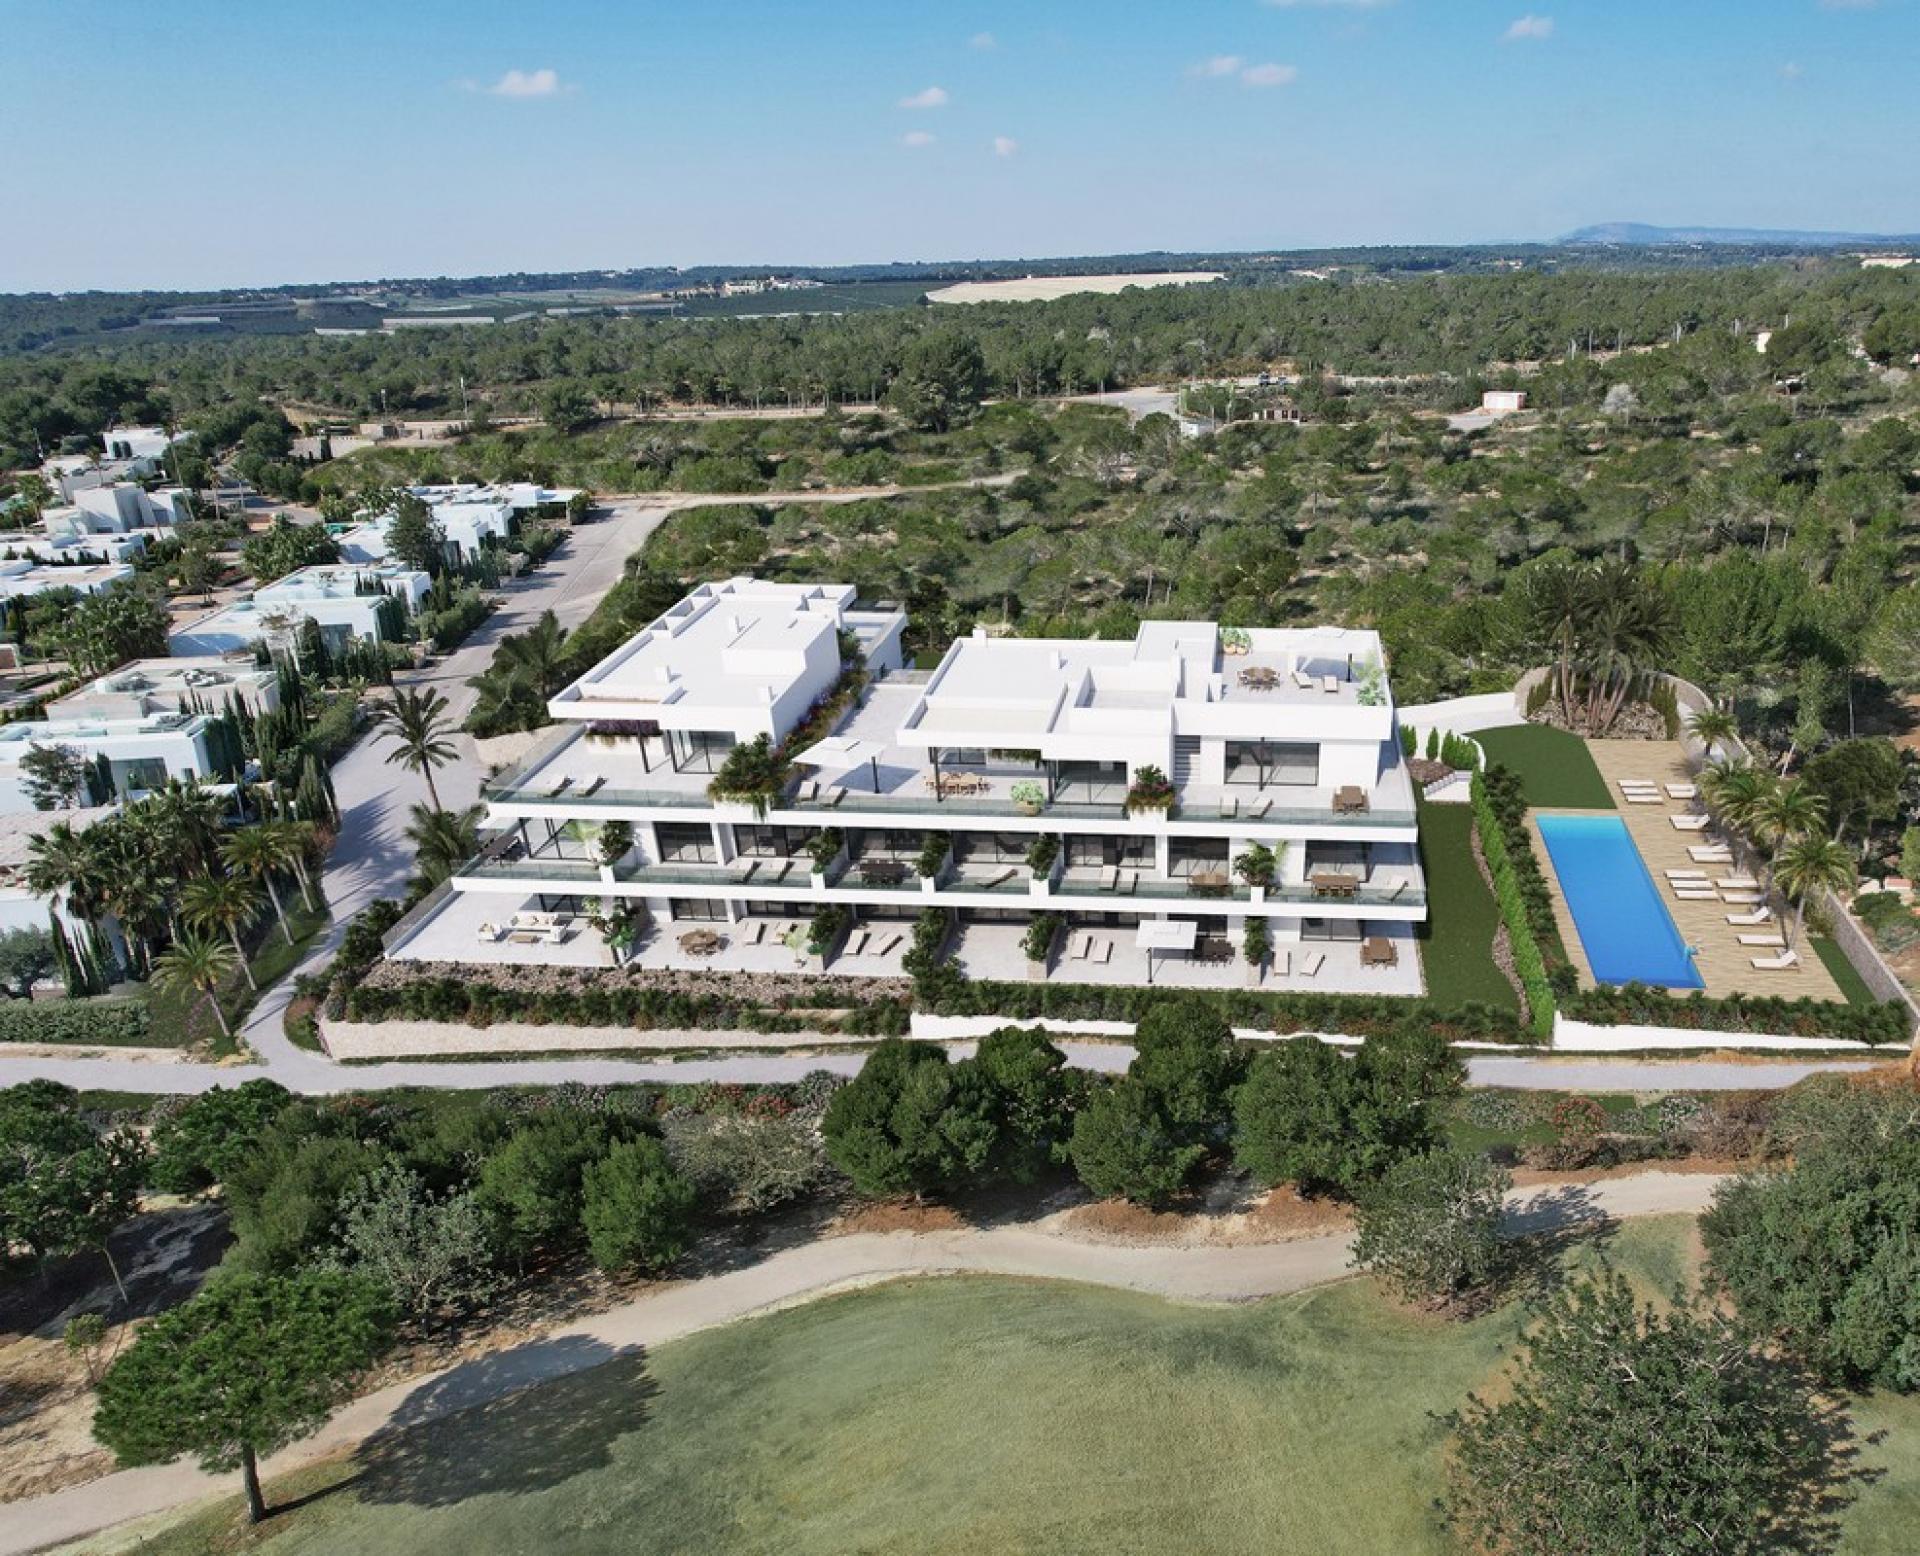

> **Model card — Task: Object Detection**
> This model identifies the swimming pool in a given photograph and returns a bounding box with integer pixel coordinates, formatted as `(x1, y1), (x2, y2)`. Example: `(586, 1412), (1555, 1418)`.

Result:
(1535, 813), (1704, 989)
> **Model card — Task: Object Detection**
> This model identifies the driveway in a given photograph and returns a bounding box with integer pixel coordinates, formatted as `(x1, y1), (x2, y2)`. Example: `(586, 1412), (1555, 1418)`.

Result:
(0, 1170), (1723, 1554)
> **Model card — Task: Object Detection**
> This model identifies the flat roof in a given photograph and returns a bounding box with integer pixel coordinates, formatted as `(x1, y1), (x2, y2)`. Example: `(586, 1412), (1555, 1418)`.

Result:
(559, 578), (865, 717)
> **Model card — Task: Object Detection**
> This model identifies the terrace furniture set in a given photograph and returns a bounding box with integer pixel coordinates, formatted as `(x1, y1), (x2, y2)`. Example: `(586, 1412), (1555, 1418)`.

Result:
(1332, 785), (1370, 814)
(476, 909), (575, 946)
(926, 772), (992, 797)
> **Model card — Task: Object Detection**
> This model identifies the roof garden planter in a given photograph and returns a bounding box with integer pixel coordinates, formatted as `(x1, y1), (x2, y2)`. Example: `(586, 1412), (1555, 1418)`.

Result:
(1010, 780), (1046, 816)
(1124, 766), (1176, 815)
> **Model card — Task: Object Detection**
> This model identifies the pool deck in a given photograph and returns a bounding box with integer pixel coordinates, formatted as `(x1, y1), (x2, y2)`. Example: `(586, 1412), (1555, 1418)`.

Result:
(1528, 739), (1840, 1003)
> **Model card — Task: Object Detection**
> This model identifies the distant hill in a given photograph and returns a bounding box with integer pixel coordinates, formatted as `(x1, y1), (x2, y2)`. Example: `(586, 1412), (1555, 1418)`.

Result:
(1561, 222), (1919, 247)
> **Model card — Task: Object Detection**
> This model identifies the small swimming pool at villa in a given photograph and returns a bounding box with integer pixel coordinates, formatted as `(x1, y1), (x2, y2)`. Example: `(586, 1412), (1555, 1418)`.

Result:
(1535, 813), (1704, 989)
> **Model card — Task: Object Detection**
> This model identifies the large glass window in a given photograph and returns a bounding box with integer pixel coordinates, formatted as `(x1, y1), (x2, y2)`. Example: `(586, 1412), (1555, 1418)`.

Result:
(1053, 760), (1126, 804)
(1225, 740), (1318, 787)
(668, 729), (734, 775)
(1168, 840), (1230, 879)
(1065, 834), (1153, 870)
(954, 832), (1030, 864)
(655, 822), (718, 864)
(735, 825), (814, 858)
(668, 898), (727, 922)
(113, 758), (170, 794)
(1305, 841), (1370, 877)
(850, 829), (924, 861)
(1302, 917), (1363, 942)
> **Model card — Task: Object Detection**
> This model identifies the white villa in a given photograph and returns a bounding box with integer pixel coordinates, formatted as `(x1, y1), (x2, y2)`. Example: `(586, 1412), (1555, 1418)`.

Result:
(169, 563), (430, 657)
(338, 494), (511, 568)
(0, 711), (227, 811)
(30, 482), (191, 564)
(47, 657), (281, 723)
(386, 578), (1426, 996)
(0, 559), (136, 602)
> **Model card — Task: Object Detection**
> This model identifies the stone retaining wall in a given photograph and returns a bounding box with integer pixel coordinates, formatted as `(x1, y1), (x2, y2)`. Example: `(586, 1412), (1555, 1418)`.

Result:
(319, 1015), (887, 1061)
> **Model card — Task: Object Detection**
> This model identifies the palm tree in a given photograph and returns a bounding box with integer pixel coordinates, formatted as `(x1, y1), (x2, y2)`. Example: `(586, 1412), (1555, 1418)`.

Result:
(180, 875), (264, 992)
(1516, 557), (1590, 724)
(151, 931), (239, 1042)
(1699, 760), (1775, 836)
(220, 827), (299, 945)
(1772, 834), (1856, 951)
(491, 611), (569, 697)
(372, 687), (458, 813)
(404, 803), (483, 887)
(25, 821), (110, 929)
(1749, 781), (1828, 852)
(1686, 706), (1740, 761)
(266, 819), (322, 912)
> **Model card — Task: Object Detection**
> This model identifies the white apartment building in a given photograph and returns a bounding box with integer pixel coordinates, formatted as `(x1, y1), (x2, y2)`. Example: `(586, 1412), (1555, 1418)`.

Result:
(338, 495), (511, 567)
(388, 578), (1427, 996)
(169, 563), (430, 657)
(47, 657), (281, 723)
(0, 711), (226, 811)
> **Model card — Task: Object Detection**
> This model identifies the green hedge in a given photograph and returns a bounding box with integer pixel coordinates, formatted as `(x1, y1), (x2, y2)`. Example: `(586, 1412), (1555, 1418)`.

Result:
(1470, 768), (1556, 1040)
(1561, 983), (1911, 1045)
(0, 998), (153, 1046)
(920, 977), (1525, 1042)
(343, 974), (910, 1037)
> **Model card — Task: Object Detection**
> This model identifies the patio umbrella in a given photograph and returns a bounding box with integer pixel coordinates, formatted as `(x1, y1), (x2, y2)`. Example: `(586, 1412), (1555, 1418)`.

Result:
(791, 733), (886, 792)
(1134, 918), (1197, 986)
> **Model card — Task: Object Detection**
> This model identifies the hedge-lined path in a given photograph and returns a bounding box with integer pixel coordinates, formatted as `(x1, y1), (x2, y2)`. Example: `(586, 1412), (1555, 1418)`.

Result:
(0, 1172), (1725, 1556)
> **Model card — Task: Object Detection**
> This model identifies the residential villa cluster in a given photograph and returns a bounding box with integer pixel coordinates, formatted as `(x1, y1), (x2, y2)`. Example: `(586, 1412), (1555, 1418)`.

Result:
(385, 578), (1428, 994)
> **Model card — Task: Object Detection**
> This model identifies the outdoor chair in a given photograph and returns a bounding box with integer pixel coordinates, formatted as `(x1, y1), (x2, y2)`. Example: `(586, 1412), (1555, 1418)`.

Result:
(1726, 907), (1772, 926)
(1301, 951), (1325, 978)
(1738, 933), (1787, 947)
(1751, 949), (1799, 971)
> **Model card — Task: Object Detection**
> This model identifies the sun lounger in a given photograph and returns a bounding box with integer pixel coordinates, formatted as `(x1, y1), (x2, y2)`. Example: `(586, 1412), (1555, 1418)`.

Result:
(1251, 798), (1272, 818)
(1670, 813), (1712, 831)
(580, 775), (605, 797)
(1619, 779), (1659, 791)
(825, 786), (846, 808)
(985, 867), (1017, 888)
(1322, 675), (1340, 693)
(1218, 796), (1238, 818)
(1383, 878), (1407, 900)
(738, 859), (761, 882)
(476, 921), (500, 942)
(879, 933), (903, 956)
(1689, 847), (1733, 861)
(1101, 865), (1119, 891)
(1674, 889), (1719, 901)
(1094, 939), (1112, 965)
(1273, 950), (1290, 977)
(1720, 892), (1765, 906)
(545, 775), (573, 797)
(1072, 933), (1092, 961)
(1666, 783), (1698, 800)
(1291, 669), (1314, 689)
(1739, 933), (1787, 947)
(1726, 907), (1772, 926)
(1625, 792), (1664, 803)
(1716, 877), (1760, 891)
(1665, 869), (1709, 879)
(1751, 949), (1799, 971)
(848, 930), (870, 957)
(746, 920), (767, 945)
(1121, 870), (1138, 894)
(1301, 951), (1325, 978)
(800, 780), (820, 802)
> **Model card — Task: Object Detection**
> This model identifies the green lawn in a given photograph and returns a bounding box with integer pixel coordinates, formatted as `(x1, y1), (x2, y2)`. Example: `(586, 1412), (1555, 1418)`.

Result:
(1812, 937), (1879, 1007)
(1475, 724), (1615, 810)
(1415, 799), (1519, 1012)
(118, 1218), (1920, 1556)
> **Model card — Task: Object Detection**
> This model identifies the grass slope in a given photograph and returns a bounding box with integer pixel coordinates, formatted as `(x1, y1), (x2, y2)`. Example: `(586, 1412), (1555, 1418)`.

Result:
(1475, 725), (1615, 810)
(118, 1218), (1920, 1556)
(1415, 800), (1518, 1012)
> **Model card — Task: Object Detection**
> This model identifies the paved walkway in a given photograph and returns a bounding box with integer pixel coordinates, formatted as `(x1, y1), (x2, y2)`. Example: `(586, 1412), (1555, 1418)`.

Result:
(0, 1172), (1724, 1554)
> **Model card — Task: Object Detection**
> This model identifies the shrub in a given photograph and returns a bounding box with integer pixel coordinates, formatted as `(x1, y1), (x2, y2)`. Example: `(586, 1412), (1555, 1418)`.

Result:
(1068, 1079), (1203, 1205)
(1025, 833), (1060, 874)
(1129, 998), (1242, 1137)
(0, 998), (151, 1047)
(149, 1081), (295, 1195)
(806, 829), (843, 872)
(1560, 982), (1910, 1044)
(662, 1109), (829, 1212)
(1021, 914), (1062, 965)
(970, 1027), (1081, 1183)
(901, 908), (951, 982)
(820, 1039), (995, 1198)
(325, 1162), (503, 1323)
(1232, 843), (1277, 887)
(596, 820), (633, 867)
(807, 905), (850, 959)
(581, 1137), (697, 1275)
(1244, 917), (1271, 967)
(1352, 1147), (1513, 1313)
(707, 734), (788, 813)
(915, 832), (949, 880)
(1690, 1091), (1779, 1161)
(1534, 1096), (1607, 1171)
(1123, 765), (1176, 814)
(1472, 767), (1555, 1039)
(475, 1113), (621, 1258)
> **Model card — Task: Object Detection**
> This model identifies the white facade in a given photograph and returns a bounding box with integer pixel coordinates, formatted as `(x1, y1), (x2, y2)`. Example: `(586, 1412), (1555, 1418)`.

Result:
(402, 481), (582, 514)
(40, 455), (159, 502)
(1481, 389), (1528, 412)
(391, 579), (1426, 992)
(99, 426), (180, 462)
(0, 560), (135, 601)
(69, 483), (191, 533)
(48, 657), (281, 723)
(339, 496), (511, 567)
(0, 713), (224, 812)
(169, 563), (429, 657)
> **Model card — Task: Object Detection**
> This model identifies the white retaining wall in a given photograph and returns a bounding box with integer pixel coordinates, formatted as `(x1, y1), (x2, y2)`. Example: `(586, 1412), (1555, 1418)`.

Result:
(1397, 691), (1523, 735)
(319, 1017), (889, 1060)
(1551, 1014), (1878, 1054)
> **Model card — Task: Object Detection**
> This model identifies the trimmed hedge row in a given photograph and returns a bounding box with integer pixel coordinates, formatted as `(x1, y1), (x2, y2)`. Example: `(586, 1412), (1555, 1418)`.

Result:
(1561, 982), (1911, 1045)
(343, 975), (911, 1038)
(921, 978), (1527, 1042)
(1470, 768), (1556, 1040)
(0, 998), (154, 1047)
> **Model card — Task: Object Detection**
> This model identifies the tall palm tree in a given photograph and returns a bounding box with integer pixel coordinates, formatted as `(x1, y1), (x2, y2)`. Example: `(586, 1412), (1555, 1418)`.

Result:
(1772, 834), (1856, 951)
(180, 875), (264, 992)
(220, 827), (298, 945)
(1699, 760), (1775, 837)
(151, 931), (238, 1042)
(492, 611), (569, 697)
(25, 821), (110, 929)
(371, 687), (459, 813)
(266, 819), (322, 912)
(1749, 781), (1828, 852)
(1516, 557), (1591, 724)
(404, 803), (483, 887)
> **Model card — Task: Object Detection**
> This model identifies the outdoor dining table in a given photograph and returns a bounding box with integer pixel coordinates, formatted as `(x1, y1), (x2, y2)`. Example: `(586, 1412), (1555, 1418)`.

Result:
(1310, 872), (1360, 897)
(1361, 936), (1398, 967)
(678, 930), (725, 957)
(1332, 785), (1370, 814)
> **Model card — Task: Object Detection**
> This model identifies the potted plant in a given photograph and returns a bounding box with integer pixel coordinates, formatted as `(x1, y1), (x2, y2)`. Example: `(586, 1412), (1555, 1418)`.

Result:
(597, 819), (634, 872)
(1243, 917), (1270, 985)
(1025, 833), (1060, 881)
(1233, 841), (1279, 889)
(1010, 779), (1046, 816)
(807, 905), (850, 966)
(706, 734), (789, 818)
(807, 828), (844, 886)
(1022, 913), (1063, 980)
(1355, 660), (1387, 707)
(1221, 626), (1252, 657)
(916, 831), (950, 881)
(1124, 765), (1176, 815)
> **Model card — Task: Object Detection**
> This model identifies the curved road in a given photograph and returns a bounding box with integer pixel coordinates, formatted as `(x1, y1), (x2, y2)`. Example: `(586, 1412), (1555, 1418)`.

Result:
(0, 1171), (1722, 1554)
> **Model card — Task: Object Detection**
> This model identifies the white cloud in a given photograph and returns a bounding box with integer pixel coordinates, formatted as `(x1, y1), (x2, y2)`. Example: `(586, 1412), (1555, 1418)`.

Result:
(1502, 14), (1554, 40)
(483, 68), (566, 99)
(992, 135), (1019, 157)
(901, 130), (936, 148)
(1262, 0), (1394, 8)
(897, 85), (950, 109)
(1188, 55), (1245, 78)
(1240, 62), (1300, 87)
(969, 31), (998, 50)
(1780, 60), (1806, 80)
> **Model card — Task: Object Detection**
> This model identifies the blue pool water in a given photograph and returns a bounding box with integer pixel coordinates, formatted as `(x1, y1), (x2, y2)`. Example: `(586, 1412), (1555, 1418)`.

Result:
(1535, 813), (1704, 989)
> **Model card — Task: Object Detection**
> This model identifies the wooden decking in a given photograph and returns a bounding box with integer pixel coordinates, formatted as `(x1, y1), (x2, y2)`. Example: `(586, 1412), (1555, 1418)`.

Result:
(1528, 739), (1841, 1002)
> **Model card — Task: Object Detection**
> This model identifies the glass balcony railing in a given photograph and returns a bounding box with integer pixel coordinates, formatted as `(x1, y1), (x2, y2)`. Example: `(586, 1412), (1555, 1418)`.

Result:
(455, 857), (603, 883)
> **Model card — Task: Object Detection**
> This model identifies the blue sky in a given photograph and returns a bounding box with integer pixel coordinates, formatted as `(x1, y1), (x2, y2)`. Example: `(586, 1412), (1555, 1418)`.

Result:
(3, 0), (1917, 291)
